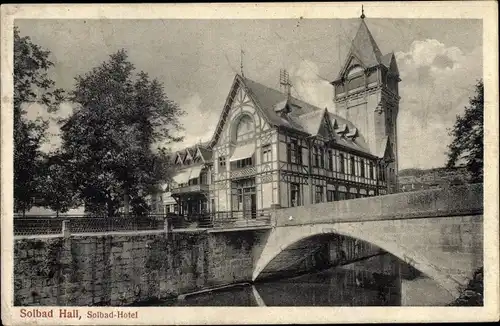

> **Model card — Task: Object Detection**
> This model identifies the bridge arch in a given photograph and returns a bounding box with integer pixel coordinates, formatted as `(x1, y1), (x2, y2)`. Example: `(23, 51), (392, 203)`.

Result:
(252, 223), (466, 298)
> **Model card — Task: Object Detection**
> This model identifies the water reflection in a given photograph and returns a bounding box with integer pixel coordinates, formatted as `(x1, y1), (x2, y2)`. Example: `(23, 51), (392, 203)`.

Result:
(153, 254), (452, 307)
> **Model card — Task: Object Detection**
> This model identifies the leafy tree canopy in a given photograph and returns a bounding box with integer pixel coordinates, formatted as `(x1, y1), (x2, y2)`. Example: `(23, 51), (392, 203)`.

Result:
(60, 49), (184, 216)
(13, 26), (65, 214)
(37, 151), (80, 216)
(446, 79), (483, 183)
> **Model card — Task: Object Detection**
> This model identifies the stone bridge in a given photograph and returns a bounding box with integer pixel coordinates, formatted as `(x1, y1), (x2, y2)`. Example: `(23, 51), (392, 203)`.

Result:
(252, 184), (483, 299)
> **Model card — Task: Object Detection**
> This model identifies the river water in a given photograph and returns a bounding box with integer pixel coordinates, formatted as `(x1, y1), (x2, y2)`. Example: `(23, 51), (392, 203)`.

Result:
(152, 254), (454, 306)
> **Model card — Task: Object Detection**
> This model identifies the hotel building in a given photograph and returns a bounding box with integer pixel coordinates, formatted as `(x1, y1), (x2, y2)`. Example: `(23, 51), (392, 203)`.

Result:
(153, 15), (400, 221)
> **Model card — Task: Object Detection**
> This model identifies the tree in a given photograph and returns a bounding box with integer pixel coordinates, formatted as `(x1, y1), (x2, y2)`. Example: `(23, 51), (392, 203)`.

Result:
(13, 26), (64, 215)
(60, 49), (184, 216)
(446, 80), (483, 183)
(38, 151), (79, 217)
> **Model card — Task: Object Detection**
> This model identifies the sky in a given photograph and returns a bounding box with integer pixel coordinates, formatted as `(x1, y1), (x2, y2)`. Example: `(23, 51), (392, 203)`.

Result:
(16, 17), (483, 171)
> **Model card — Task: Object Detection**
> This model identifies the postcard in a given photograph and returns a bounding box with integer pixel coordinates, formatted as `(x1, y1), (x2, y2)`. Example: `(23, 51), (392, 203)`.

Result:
(1, 2), (498, 325)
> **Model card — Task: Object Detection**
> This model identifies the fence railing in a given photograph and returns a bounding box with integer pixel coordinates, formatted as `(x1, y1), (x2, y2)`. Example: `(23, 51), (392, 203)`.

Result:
(13, 211), (272, 236)
(14, 217), (67, 236)
(13, 215), (166, 236)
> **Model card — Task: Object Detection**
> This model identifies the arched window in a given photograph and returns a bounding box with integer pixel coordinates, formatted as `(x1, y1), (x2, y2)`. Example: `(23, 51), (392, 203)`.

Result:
(235, 115), (254, 141)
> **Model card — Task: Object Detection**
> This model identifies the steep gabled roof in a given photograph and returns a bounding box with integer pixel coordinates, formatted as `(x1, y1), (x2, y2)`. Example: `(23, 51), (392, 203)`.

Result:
(294, 109), (324, 135)
(204, 74), (376, 157)
(350, 19), (383, 67)
(375, 136), (395, 160)
(197, 145), (213, 162)
(328, 112), (371, 155)
(381, 52), (393, 68)
(247, 77), (376, 156)
(336, 18), (385, 80)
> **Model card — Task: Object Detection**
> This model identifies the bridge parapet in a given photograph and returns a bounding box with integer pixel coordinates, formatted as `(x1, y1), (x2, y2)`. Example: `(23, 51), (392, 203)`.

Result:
(272, 184), (483, 227)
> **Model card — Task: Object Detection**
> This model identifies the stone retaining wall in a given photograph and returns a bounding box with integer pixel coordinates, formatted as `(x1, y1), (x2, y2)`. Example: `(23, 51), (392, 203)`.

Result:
(14, 230), (262, 306)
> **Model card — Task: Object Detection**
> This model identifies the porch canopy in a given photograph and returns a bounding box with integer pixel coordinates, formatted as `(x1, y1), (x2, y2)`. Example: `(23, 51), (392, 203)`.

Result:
(173, 169), (191, 184)
(172, 165), (204, 185)
(189, 165), (203, 180)
(229, 143), (255, 162)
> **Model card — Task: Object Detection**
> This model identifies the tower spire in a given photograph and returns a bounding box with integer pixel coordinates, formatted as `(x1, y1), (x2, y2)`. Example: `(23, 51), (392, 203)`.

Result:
(360, 5), (365, 19)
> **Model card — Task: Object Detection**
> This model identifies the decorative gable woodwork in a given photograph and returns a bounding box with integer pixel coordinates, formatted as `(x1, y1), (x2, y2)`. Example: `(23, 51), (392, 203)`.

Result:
(209, 75), (276, 149)
(317, 110), (336, 141)
(175, 153), (184, 165)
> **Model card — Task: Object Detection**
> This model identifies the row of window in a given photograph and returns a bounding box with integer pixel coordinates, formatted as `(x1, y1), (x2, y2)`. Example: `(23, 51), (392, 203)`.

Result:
(218, 144), (273, 170)
(287, 139), (385, 181)
(290, 183), (372, 207)
(216, 141), (387, 182)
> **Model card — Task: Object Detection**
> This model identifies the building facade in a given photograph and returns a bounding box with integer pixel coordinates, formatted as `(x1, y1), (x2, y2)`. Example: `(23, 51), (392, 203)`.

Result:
(155, 15), (400, 220)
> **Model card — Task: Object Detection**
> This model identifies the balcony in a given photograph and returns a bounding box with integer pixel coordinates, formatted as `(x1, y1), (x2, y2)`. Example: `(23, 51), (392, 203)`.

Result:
(171, 183), (209, 195)
(230, 166), (257, 179)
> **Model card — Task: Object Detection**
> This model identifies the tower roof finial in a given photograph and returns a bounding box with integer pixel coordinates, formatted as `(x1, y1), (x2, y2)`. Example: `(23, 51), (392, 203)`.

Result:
(360, 5), (365, 19)
(240, 47), (245, 78)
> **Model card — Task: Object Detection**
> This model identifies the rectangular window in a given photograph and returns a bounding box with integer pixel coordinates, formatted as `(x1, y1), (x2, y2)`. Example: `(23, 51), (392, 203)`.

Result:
(379, 164), (386, 181)
(319, 147), (325, 168)
(350, 157), (356, 175)
(219, 156), (226, 168)
(360, 159), (365, 178)
(287, 142), (293, 163)
(200, 171), (207, 185)
(327, 190), (335, 202)
(339, 153), (345, 173)
(287, 138), (302, 164)
(328, 150), (333, 171)
(369, 162), (374, 179)
(315, 185), (324, 204)
(297, 145), (303, 164)
(262, 144), (272, 163)
(337, 192), (346, 201)
(236, 157), (253, 169)
(313, 146), (319, 167)
(290, 183), (301, 207)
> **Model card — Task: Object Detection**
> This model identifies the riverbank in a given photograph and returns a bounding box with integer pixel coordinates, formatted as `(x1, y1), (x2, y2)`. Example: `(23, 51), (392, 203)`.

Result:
(449, 267), (483, 306)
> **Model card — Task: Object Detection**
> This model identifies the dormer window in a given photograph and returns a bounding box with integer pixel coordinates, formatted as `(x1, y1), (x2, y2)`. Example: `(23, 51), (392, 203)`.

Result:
(347, 65), (364, 78)
(346, 65), (365, 92)
(336, 124), (349, 137)
(346, 127), (358, 141)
